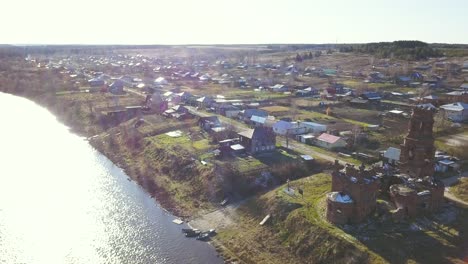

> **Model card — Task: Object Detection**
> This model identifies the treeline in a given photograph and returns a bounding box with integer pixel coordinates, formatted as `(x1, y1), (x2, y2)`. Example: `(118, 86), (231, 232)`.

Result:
(338, 41), (443, 60)
(0, 46), (25, 59)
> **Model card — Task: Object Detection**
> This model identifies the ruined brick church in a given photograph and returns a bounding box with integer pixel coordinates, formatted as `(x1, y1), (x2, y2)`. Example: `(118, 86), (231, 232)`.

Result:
(326, 104), (445, 224)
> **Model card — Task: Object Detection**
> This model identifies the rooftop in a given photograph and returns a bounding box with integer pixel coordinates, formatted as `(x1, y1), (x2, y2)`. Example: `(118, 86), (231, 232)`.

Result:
(317, 133), (341, 144)
(328, 192), (353, 203)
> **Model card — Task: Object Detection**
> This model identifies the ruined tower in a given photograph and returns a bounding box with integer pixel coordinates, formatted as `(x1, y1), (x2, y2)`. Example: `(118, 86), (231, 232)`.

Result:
(399, 104), (436, 178)
(326, 161), (381, 224)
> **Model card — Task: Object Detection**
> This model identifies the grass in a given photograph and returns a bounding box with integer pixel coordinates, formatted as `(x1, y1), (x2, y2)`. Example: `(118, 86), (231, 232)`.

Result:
(306, 144), (361, 165)
(216, 172), (468, 264)
(260, 105), (291, 114)
(296, 109), (335, 121)
(145, 128), (214, 157)
(215, 173), (382, 263)
(341, 117), (372, 127)
(231, 156), (268, 173)
(342, 80), (397, 90)
(450, 178), (468, 202)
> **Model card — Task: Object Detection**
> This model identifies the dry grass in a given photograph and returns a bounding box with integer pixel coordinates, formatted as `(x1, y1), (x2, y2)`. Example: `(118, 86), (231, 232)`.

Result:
(451, 178), (468, 202)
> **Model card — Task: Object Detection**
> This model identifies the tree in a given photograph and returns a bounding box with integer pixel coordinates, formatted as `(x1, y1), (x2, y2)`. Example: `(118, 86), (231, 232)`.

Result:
(295, 53), (303, 62)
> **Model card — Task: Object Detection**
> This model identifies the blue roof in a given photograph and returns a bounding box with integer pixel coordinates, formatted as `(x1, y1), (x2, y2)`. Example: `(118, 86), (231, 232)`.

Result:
(398, 76), (411, 82)
(244, 109), (268, 118)
(251, 115), (267, 124)
(362, 92), (382, 100)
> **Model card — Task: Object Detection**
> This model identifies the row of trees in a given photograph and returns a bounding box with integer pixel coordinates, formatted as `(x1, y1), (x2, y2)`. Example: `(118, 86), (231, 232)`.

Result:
(339, 41), (443, 60)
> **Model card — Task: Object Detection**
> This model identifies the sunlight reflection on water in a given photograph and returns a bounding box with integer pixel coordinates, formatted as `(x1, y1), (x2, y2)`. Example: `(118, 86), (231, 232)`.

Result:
(0, 93), (221, 264)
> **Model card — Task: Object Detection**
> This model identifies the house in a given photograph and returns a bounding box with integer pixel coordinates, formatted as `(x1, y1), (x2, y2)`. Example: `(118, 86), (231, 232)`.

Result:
(163, 105), (189, 118)
(361, 92), (382, 102)
(238, 127), (276, 154)
(383, 147), (401, 164)
(301, 122), (327, 134)
(297, 134), (315, 144)
(434, 152), (460, 173)
(241, 109), (268, 122)
(315, 133), (347, 150)
(272, 120), (308, 135)
(108, 80), (124, 94)
(322, 69), (337, 77)
(296, 87), (318, 97)
(270, 84), (288, 92)
(198, 116), (221, 131)
(368, 72), (385, 83)
(414, 65), (432, 71)
(154, 77), (168, 86)
(251, 115), (267, 126)
(435, 159), (460, 173)
(176, 91), (193, 102)
(439, 102), (468, 122)
(218, 104), (240, 118)
(145, 93), (168, 114)
(196, 96), (214, 108)
(88, 77), (105, 87)
(199, 74), (211, 82)
(396, 76), (411, 86)
(349, 98), (369, 107)
(423, 76), (443, 88)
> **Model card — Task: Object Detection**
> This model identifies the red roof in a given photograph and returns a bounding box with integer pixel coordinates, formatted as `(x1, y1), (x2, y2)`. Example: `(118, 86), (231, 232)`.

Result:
(317, 133), (341, 144)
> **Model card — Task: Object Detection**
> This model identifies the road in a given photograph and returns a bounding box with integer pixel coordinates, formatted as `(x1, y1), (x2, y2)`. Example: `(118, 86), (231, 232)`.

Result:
(277, 138), (345, 163)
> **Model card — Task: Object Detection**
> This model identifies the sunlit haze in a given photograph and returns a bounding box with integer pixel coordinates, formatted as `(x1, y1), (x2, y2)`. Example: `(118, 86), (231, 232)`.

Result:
(1, 0), (467, 44)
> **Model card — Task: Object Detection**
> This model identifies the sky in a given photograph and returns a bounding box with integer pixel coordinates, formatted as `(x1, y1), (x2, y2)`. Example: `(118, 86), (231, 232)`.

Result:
(1, 0), (467, 45)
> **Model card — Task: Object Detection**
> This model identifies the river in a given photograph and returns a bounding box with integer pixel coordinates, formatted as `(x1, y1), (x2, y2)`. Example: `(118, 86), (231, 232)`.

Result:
(0, 93), (223, 264)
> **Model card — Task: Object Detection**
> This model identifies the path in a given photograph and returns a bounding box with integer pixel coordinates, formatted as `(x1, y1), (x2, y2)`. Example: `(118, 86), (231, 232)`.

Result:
(277, 138), (346, 164)
(188, 200), (246, 231)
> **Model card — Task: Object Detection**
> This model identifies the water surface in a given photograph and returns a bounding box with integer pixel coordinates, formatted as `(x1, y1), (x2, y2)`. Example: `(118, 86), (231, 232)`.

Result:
(0, 92), (222, 264)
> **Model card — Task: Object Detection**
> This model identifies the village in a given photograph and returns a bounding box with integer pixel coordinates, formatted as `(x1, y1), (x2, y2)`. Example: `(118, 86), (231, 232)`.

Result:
(23, 45), (468, 263)
(37, 46), (468, 172)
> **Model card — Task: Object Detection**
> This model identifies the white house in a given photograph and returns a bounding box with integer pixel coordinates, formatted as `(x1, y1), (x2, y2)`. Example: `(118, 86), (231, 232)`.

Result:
(297, 134), (315, 144)
(383, 147), (401, 164)
(270, 84), (288, 92)
(301, 122), (327, 134)
(154, 77), (168, 86)
(440, 102), (468, 122)
(272, 120), (307, 135)
(315, 133), (347, 149)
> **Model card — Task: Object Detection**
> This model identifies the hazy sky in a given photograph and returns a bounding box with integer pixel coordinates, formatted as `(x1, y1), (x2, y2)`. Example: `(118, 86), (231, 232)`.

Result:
(1, 0), (466, 44)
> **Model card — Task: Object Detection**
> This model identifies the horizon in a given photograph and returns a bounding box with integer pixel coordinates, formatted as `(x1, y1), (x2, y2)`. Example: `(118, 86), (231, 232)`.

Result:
(1, 0), (467, 45)
(4, 40), (468, 47)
